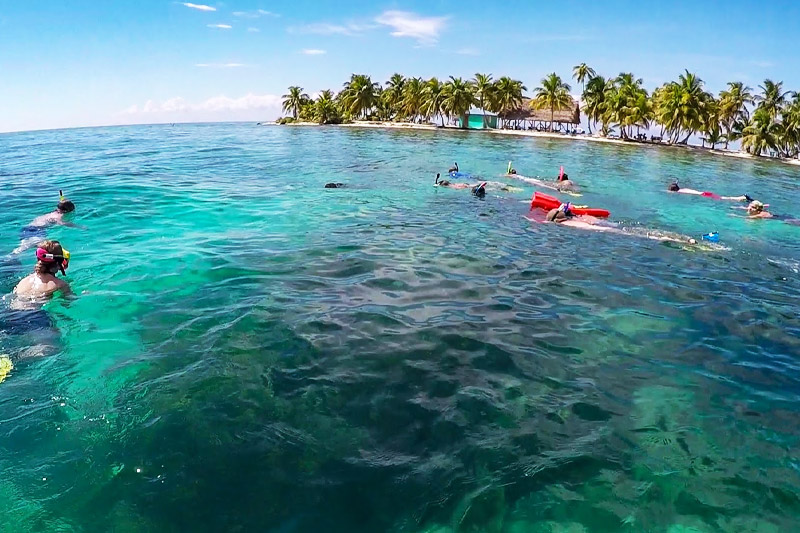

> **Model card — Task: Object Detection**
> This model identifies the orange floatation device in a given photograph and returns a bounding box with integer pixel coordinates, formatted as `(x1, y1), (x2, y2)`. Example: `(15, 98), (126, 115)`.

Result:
(530, 191), (610, 218)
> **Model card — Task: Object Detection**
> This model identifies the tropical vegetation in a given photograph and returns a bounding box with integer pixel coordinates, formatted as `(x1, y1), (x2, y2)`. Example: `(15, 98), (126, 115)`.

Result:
(280, 68), (800, 158)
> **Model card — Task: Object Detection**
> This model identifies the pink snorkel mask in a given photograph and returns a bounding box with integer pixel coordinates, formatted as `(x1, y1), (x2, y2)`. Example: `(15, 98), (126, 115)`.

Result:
(36, 247), (71, 275)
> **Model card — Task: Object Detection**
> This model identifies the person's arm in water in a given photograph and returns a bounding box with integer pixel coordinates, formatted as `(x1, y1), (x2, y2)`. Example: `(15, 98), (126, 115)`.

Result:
(720, 195), (750, 202)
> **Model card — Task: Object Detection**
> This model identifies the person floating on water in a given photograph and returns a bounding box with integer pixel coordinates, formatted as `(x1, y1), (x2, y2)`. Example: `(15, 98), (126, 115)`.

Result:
(743, 200), (800, 225)
(13, 191), (80, 255)
(472, 182), (487, 198)
(435, 173), (472, 189)
(543, 203), (698, 244)
(506, 165), (579, 195)
(13, 240), (72, 299)
(668, 182), (753, 202)
(324, 183), (345, 188)
(555, 166), (575, 190)
(448, 162), (459, 174)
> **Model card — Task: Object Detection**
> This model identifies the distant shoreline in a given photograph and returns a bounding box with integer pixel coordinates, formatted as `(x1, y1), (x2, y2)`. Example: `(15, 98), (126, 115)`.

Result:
(277, 120), (800, 168)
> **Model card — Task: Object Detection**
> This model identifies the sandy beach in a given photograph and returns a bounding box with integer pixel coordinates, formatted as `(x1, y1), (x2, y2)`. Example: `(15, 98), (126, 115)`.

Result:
(279, 120), (800, 168)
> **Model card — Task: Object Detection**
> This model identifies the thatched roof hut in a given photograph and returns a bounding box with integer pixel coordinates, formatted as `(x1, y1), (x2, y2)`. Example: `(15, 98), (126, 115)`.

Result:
(499, 97), (580, 125)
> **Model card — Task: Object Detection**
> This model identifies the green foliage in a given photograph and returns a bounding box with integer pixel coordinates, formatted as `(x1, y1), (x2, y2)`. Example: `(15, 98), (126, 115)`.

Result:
(281, 68), (800, 158)
(493, 76), (526, 129)
(442, 76), (478, 128)
(532, 73), (573, 132)
(340, 74), (380, 119)
(281, 86), (310, 120)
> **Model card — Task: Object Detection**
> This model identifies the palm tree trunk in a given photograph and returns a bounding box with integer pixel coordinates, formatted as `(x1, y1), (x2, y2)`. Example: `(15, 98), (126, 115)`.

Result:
(551, 107), (554, 132)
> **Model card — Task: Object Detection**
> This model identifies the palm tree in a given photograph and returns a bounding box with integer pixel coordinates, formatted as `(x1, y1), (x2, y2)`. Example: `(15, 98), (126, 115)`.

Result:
(472, 73), (495, 128)
(341, 74), (380, 119)
(652, 70), (711, 144)
(532, 73), (573, 132)
(282, 86), (309, 120)
(573, 64), (596, 131)
(442, 77), (478, 128)
(719, 82), (754, 149)
(582, 75), (607, 135)
(756, 79), (791, 119)
(313, 90), (341, 124)
(740, 108), (782, 156)
(422, 77), (446, 126)
(401, 77), (425, 123)
(384, 73), (406, 120)
(700, 98), (723, 149)
(493, 77), (526, 129)
(780, 94), (800, 158)
(573, 63), (596, 95)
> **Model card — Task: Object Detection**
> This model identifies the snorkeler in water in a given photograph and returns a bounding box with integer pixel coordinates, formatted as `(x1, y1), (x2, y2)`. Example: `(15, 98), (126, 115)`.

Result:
(324, 182), (345, 188)
(472, 182), (487, 198)
(13, 240), (72, 299)
(668, 182), (753, 202)
(13, 191), (82, 255)
(742, 200), (800, 225)
(507, 166), (580, 195)
(435, 173), (473, 189)
(542, 203), (698, 244)
(448, 162), (459, 174)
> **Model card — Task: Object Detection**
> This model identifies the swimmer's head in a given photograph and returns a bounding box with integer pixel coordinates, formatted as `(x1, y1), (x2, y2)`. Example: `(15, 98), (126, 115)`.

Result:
(748, 200), (765, 215)
(545, 208), (568, 222)
(56, 190), (75, 213)
(668, 182), (680, 192)
(559, 173), (569, 182)
(472, 183), (486, 197)
(35, 240), (70, 276)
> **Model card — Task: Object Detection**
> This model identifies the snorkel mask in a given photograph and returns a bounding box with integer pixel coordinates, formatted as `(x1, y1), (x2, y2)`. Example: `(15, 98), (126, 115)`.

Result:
(36, 247), (70, 275)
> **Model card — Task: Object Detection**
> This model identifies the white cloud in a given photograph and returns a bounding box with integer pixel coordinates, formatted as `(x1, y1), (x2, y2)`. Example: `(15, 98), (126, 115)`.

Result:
(289, 22), (373, 36)
(247, 27), (260, 32)
(182, 3), (216, 11)
(207, 23), (232, 29)
(302, 49), (327, 55)
(233, 9), (278, 18)
(374, 10), (448, 45)
(195, 62), (247, 68)
(120, 93), (283, 123)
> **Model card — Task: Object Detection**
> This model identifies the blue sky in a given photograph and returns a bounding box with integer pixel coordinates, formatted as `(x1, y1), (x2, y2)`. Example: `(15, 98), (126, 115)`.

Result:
(1, 0), (798, 132)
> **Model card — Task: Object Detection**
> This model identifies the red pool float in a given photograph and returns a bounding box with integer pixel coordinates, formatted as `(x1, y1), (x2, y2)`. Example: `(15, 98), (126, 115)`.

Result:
(530, 192), (610, 218)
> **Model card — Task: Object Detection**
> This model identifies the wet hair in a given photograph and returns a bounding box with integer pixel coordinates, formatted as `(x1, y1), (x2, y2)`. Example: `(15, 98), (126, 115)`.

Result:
(34, 240), (64, 275)
(748, 200), (764, 214)
(439, 180), (451, 186)
(57, 200), (75, 213)
(668, 182), (680, 192)
(544, 208), (567, 222)
(472, 185), (486, 197)
(559, 173), (569, 182)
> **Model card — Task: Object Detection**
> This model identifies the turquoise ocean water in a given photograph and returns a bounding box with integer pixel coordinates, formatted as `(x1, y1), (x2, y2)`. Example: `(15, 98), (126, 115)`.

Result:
(1, 123), (800, 532)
